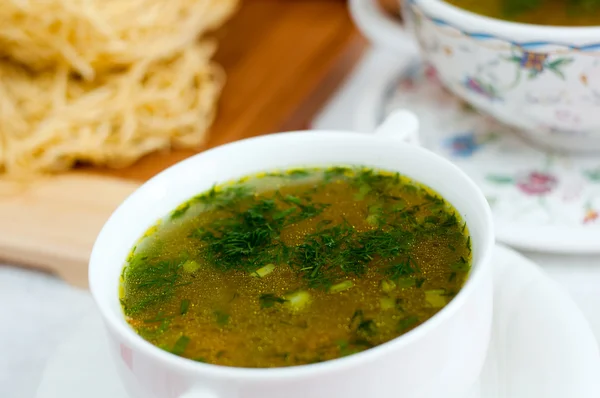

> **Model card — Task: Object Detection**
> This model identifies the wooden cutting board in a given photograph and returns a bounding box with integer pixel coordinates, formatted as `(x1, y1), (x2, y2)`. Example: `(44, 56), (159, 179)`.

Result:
(0, 0), (366, 288)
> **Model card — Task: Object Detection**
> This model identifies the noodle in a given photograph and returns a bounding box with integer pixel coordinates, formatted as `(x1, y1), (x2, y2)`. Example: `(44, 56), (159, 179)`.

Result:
(0, 42), (225, 175)
(0, 0), (238, 79)
(0, 0), (238, 176)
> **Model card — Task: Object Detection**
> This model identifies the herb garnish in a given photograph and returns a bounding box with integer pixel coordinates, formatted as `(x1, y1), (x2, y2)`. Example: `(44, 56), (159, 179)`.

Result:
(171, 335), (190, 356)
(292, 220), (416, 288)
(386, 256), (420, 279)
(180, 299), (190, 315)
(192, 184), (253, 210)
(170, 203), (190, 220)
(214, 310), (230, 326)
(415, 277), (426, 289)
(259, 293), (287, 308)
(398, 315), (419, 332)
(126, 166), (470, 302)
(120, 165), (474, 367)
(122, 258), (185, 315)
(122, 164), (472, 355)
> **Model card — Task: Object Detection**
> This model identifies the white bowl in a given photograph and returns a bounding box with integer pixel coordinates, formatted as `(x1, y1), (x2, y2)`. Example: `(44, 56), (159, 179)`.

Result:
(350, 0), (600, 153)
(89, 111), (495, 398)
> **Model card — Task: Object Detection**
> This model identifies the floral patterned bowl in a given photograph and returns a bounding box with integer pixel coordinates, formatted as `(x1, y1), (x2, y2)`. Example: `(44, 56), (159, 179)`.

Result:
(350, 0), (600, 153)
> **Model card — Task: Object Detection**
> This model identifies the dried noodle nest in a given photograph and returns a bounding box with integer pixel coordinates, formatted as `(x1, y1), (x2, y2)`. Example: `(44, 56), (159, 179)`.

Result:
(0, 0), (239, 176)
(0, 0), (238, 79)
(0, 42), (224, 175)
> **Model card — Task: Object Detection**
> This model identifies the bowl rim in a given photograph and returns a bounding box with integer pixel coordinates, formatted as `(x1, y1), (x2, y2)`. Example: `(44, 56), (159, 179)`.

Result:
(89, 130), (495, 381)
(418, 0), (600, 39)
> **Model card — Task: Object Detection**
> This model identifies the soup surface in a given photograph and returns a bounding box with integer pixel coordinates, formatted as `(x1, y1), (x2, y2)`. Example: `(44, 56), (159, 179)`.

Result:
(445, 0), (600, 26)
(120, 167), (472, 368)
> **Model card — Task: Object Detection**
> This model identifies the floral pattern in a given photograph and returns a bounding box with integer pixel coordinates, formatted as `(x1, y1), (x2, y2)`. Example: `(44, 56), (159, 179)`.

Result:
(463, 77), (503, 101)
(380, 63), (600, 252)
(424, 64), (441, 84)
(584, 168), (600, 182)
(446, 131), (497, 157)
(584, 207), (599, 224)
(506, 51), (573, 80)
(516, 172), (558, 196)
(486, 171), (559, 196)
(447, 132), (480, 157)
(407, 2), (600, 148)
(518, 51), (549, 72)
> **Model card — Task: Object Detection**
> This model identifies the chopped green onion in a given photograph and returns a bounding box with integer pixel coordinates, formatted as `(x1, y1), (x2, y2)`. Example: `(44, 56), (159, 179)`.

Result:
(380, 297), (395, 310)
(381, 279), (396, 293)
(397, 277), (416, 288)
(252, 263), (276, 278)
(366, 214), (379, 226)
(329, 280), (354, 293)
(425, 289), (447, 308)
(183, 259), (200, 273)
(366, 205), (383, 226)
(354, 184), (372, 200)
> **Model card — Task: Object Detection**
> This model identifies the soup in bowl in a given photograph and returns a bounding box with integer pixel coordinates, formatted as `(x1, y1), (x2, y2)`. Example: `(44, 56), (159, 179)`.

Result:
(350, 0), (600, 152)
(89, 110), (495, 398)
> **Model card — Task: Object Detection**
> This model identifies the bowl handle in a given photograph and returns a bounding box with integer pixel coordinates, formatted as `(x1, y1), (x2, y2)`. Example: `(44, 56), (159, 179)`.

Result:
(349, 0), (418, 54)
(374, 109), (421, 145)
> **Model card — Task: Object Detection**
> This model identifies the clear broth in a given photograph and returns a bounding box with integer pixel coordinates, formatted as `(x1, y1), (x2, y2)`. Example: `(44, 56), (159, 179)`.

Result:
(120, 167), (472, 368)
(445, 0), (600, 26)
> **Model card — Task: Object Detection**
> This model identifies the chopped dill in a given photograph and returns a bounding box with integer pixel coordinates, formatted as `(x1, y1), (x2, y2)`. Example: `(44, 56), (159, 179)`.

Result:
(398, 315), (419, 332)
(448, 272), (457, 282)
(170, 203), (190, 220)
(259, 293), (287, 309)
(415, 277), (426, 288)
(171, 335), (190, 356)
(143, 311), (170, 324)
(287, 169), (311, 178)
(122, 258), (185, 315)
(214, 310), (230, 326)
(357, 319), (378, 336)
(386, 256), (419, 279)
(323, 166), (349, 181)
(192, 184), (253, 210)
(180, 299), (190, 315)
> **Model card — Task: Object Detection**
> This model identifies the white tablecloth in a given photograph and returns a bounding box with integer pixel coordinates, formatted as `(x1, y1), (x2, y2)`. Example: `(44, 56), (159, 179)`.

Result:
(2, 47), (599, 398)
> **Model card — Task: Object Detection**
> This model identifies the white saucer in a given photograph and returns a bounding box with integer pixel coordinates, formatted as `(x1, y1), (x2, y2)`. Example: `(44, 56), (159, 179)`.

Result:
(35, 245), (600, 398)
(355, 60), (600, 254)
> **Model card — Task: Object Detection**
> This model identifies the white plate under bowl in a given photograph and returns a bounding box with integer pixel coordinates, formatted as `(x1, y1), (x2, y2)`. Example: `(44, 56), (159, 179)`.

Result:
(36, 245), (600, 398)
(355, 59), (600, 254)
